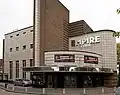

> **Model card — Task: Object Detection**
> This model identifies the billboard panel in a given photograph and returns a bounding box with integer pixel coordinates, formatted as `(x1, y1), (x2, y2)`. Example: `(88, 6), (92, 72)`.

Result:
(84, 55), (98, 64)
(54, 54), (75, 62)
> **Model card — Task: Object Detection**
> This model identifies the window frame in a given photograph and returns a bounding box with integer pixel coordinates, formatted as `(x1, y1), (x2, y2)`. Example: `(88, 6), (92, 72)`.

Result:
(23, 45), (26, 50)
(71, 40), (75, 47)
(9, 61), (13, 79)
(16, 34), (19, 36)
(23, 32), (26, 34)
(16, 47), (19, 51)
(16, 61), (19, 78)
(30, 59), (34, 67)
(22, 60), (26, 79)
(30, 44), (33, 49)
(10, 48), (12, 52)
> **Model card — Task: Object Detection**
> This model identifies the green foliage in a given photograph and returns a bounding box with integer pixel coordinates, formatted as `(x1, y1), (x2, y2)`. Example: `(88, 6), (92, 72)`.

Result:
(117, 43), (120, 62)
(113, 32), (120, 38)
(117, 43), (120, 86)
(117, 8), (120, 14)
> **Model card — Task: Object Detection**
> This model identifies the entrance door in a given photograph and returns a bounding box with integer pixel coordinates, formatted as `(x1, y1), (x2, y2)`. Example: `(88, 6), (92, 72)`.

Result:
(47, 75), (53, 88)
(83, 75), (92, 87)
(64, 75), (77, 88)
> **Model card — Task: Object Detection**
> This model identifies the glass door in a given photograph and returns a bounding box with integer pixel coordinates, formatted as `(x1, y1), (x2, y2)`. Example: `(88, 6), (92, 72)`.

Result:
(64, 75), (77, 88)
(47, 75), (53, 88)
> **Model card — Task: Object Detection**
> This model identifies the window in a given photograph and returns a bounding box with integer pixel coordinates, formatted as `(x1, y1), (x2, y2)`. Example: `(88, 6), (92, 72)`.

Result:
(16, 61), (19, 78)
(30, 72), (33, 80)
(71, 40), (75, 47)
(30, 44), (33, 49)
(10, 36), (13, 38)
(30, 59), (34, 67)
(10, 48), (12, 52)
(30, 30), (33, 32)
(23, 32), (26, 34)
(22, 60), (26, 79)
(23, 60), (26, 67)
(23, 45), (26, 50)
(9, 61), (13, 79)
(16, 47), (19, 51)
(16, 34), (19, 36)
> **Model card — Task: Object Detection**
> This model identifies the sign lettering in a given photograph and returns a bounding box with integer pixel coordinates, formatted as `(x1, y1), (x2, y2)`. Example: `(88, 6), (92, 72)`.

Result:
(76, 36), (100, 47)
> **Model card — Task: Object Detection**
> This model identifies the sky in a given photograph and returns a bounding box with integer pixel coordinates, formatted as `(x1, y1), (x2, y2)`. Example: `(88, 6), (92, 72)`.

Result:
(0, 0), (120, 58)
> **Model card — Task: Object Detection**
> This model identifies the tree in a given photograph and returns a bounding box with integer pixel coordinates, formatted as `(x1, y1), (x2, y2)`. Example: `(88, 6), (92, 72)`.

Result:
(117, 8), (120, 14)
(117, 43), (120, 86)
(117, 43), (120, 59)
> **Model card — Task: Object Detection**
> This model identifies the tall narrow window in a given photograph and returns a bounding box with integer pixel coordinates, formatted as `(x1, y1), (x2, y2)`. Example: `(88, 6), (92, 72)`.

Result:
(22, 60), (26, 79)
(9, 61), (13, 79)
(30, 72), (33, 80)
(23, 45), (26, 50)
(16, 47), (19, 51)
(71, 40), (75, 47)
(16, 61), (19, 78)
(30, 59), (34, 67)
(10, 48), (12, 52)
(30, 44), (33, 49)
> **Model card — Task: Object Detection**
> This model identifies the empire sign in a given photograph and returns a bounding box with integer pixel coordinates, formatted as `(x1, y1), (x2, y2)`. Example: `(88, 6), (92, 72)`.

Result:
(76, 36), (100, 47)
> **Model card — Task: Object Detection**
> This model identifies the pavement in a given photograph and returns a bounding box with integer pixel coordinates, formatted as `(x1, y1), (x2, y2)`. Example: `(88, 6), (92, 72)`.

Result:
(0, 82), (116, 95)
(0, 88), (35, 95)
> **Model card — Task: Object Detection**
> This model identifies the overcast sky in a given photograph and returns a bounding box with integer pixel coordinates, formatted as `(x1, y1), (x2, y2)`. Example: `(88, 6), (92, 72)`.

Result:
(0, 0), (120, 58)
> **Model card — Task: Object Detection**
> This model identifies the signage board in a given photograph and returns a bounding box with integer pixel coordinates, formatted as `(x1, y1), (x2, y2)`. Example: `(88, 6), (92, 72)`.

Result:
(54, 54), (75, 62)
(76, 36), (100, 47)
(84, 55), (98, 64)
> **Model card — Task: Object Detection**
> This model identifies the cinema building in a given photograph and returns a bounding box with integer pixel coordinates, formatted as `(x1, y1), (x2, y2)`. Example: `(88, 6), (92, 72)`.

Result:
(4, 0), (117, 88)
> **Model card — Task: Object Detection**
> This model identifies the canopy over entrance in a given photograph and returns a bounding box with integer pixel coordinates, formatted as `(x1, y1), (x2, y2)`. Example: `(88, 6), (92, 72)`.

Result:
(23, 66), (114, 74)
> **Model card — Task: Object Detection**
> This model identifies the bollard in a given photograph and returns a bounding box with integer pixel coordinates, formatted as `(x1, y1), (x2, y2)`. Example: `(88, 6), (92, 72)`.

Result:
(114, 87), (116, 92)
(12, 86), (14, 91)
(102, 88), (104, 93)
(63, 88), (65, 94)
(25, 87), (27, 92)
(5, 83), (8, 88)
(83, 88), (86, 94)
(42, 88), (45, 94)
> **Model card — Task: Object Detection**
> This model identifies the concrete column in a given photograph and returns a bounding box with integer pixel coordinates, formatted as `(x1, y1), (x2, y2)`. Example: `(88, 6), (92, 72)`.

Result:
(34, 0), (41, 67)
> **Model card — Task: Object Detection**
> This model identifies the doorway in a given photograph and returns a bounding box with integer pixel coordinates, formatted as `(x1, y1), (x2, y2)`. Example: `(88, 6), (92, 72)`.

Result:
(64, 75), (77, 88)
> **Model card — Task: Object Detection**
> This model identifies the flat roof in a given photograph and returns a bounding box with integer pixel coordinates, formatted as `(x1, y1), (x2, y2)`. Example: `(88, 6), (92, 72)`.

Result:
(95, 29), (115, 33)
(5, 26), (33, 35)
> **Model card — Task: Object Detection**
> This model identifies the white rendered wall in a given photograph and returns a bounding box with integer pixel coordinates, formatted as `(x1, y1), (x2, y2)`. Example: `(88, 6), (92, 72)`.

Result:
(45, 51), (102, 68)
(4, 27), (33, 81)
(69, 31), (117, 71)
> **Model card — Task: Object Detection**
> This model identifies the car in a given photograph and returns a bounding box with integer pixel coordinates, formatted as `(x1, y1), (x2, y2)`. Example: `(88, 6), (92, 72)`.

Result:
(115, 87), (120, 95)
(14, 79), (32, 87)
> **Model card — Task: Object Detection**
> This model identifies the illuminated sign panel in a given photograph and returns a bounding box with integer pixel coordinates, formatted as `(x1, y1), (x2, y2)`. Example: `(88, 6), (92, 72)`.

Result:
(84, 55), (98, 64)
(54, 54), (75, 62)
